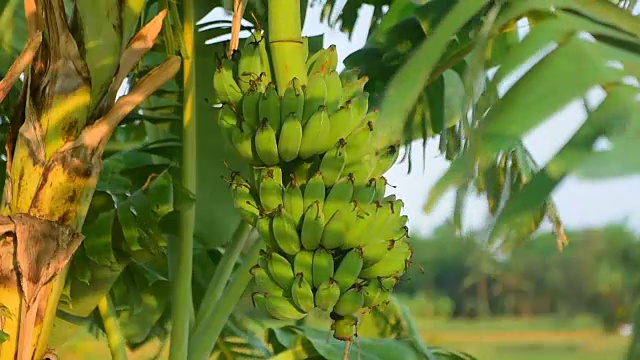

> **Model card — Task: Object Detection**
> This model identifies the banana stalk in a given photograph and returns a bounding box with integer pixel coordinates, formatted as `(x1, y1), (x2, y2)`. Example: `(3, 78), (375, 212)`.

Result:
(0, 1), (179, 359)
(267, 0), (308, 92)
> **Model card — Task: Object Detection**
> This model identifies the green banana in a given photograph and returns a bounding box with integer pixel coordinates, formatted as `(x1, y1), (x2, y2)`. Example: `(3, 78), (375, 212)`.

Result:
(326, 105), (355, 150)
(281, 77), (305, 121)
(312, 248), (334, 288)
(333, 287), (364, 316)
(349, 91), (370, 126)
(339, 68), (360, 88)
(344, 119), (374, 163)
(293, 250), (314, 281)
(278, 112), (303, 162)
(331, 316), (357, 341)
(315, 278), (341, 312)
(291, 273), (315, 313)
(321, 202), (358, 249)
(264, 294), (307, 321)
(259, 83), (282, 133)
(272, 205), (302, 256)
(256, 215), (278, 251)
(231, 120), (261, 164)
(250, 265), (285, 296)
(340, 204), (377, 249)
(257, 32), (272, 84)
(360, 240), (411, 279)
(361, 240), (394, 267)
(300, 201), (324, 250)
(340, 74), (368, 106)
(319, 140), (347, 186)
(323, 175), (354, 220)
(374, 176), (388, 202)
(241, 89), (261, 130)
(230, 181), (259, 225)
(342, 154), (376, 186)
(352, 178), (377, 204)
(254, 166), (283, 188)
(371, 145), (400, 178)
(324, 70), (343, 114)
(252, 292), (266, 309)
(266, 251), (295, 290)
(216, 103), (239, 140)
(254, 118), (281, 166)
(283, 176), (305, 226)
(302, 172), (325, 211)
(362, 278), (392, 308)
(333, 248), (364, 293)
(380, 276), (399, 291)
(259, 170), (284, 212)
(237, 32), (263, 93)
(213, 57), (243, 105)
(302, 72), (328, 124)
(299, 105), (331, 159)
(308, 44), (338, 75)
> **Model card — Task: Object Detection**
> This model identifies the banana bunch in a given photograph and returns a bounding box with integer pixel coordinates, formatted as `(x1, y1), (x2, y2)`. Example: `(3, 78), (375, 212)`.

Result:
(215, 32), (411, 342)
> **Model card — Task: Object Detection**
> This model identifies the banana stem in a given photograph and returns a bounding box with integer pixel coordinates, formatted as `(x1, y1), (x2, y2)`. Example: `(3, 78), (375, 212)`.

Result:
(188, 232), (262, 360)
(98, 295), (128, 360)
(168, 0), (196, 358)
(267, 0), (308, 92)
(192, 220), (252, 330)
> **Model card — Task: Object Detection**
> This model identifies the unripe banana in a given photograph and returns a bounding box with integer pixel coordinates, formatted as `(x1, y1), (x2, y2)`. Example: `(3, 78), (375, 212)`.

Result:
(340, 204), (377, 250)
(333, 248), (364, 293)
(256, 215), (278, 250)
(344, 120), (374, 163)
(303, 172), (325, 211)
(308, 45), (338, 75)
(230, 120), (260, 164)
(230, 181), (260, 225)
(324, 70), (343, 114)
(254, 118), (280, 166)
(361, 240), (394, 267)
(252, 292), (266, 309)
(323, 175), (354, 220)
(272, 205), (302, 256)
(259, 83), (282, 133)
(312, 248), (334, 288)
(333, 287), (365, 317)
(352, 178), (377, 204)
(266, 251), (295, 290)
(213, 57), (243, 105)
(319, 140), (347, 187)
(257, 32), (272, 84)
(241, 89), (261, 130)
(331, 316), (357, 341)
(343, 154), (376, 186)
(237, 32), (263, 93)
(302, 72), (328, 124)
(363, 278), (394, 308)
(216, 104), (239, 140)
(326, 105), (355, 150)
(278, 113), (303, 162)
(291, 273), (315, 313)
(349, 91), (370, 125)
(254, 166), (283, 188)
(374, 176), (388, 202)
(299, 105), (331, 159)
(339, 68), (360, 88)
(258, 170), (284, 211)
(281, 78), (305, 121)
(321, 202), (358, 249)
(250, 265), (285, 296)
(371, 144), (400, 178)
(283, 176), (304, 226)
(301, 201), (324, 250)
(293, 250), (314, 281)
(340, 74), (369, 106)
(264, 294), (307, 321)
(380, 275), (399, 291)
(315, 278), (341, 312)
(360, 240), (412, 279)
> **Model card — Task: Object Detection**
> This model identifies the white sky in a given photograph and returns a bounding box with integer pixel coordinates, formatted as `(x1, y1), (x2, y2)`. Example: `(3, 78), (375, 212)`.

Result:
(203, 4), (640, 237)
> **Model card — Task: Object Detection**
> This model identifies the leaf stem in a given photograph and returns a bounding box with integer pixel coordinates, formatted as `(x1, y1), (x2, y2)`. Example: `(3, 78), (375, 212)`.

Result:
(188, 232), (262, 360)
(98, 294), (128, 360)
(193, 221), (252, 329)
(267, 0), (308, 92)
(168, 0), (196, 358)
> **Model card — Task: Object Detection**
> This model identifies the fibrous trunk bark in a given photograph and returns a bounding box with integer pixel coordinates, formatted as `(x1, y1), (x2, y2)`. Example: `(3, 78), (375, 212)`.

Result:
(0, 1), (179, 358)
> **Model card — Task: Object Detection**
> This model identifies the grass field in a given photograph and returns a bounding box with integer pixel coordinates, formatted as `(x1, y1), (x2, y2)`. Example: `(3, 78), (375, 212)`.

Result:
(418, 316), (630, 360)
(52, 313), (631, 359)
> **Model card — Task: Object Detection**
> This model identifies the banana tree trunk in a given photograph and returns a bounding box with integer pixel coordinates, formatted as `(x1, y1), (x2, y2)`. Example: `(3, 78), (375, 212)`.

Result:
(0, 1), (179, 359)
